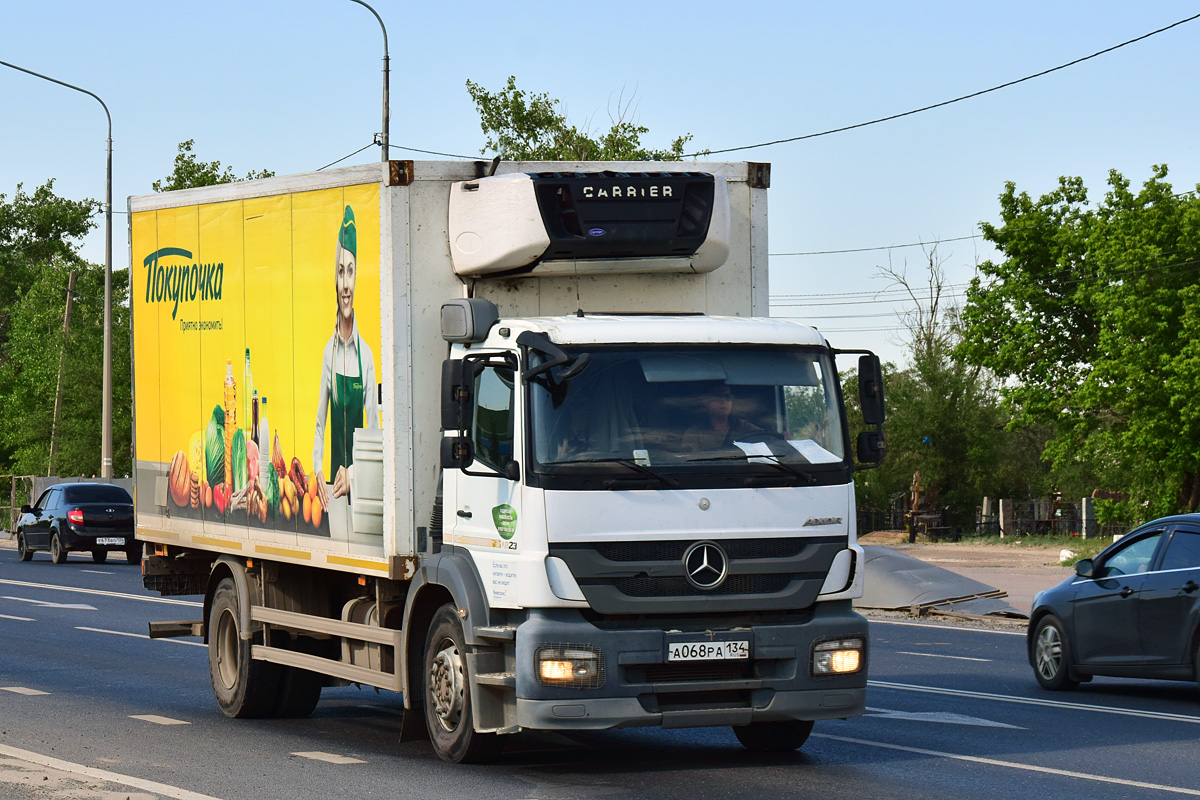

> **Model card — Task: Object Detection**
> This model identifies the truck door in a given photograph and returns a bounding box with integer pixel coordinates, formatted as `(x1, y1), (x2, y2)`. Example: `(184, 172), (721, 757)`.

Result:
(446, 355), (524, 604)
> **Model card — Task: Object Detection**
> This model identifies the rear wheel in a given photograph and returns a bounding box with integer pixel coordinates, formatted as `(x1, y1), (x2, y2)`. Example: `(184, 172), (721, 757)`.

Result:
(16, 531), (32, 562)
(92, 550), (108, 564)
(50, 532), (67, 564)
(423, 605), (503, 764)
(1033, 615), (1078, 691)
(733, 720), (814, 751)
(208, 578), (281, 718)
(126, 548), (140, 565)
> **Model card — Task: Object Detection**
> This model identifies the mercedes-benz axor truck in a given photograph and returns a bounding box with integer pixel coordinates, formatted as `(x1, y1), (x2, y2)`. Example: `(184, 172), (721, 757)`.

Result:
(130, 159), (885, 763)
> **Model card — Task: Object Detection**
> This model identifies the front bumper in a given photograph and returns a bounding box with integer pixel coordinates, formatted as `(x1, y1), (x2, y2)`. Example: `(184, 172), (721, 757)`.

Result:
(513, 600), (867, 731)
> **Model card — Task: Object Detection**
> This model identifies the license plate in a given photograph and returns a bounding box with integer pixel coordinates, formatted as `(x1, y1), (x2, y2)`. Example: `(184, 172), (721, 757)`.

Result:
(95, 537), (125, 546)
(667, 640), (749, 661)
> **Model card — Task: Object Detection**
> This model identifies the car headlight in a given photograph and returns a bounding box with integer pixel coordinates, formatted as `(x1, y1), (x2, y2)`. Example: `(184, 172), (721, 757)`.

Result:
(811, 637), (865, 676)
(535, 644), (605, 688)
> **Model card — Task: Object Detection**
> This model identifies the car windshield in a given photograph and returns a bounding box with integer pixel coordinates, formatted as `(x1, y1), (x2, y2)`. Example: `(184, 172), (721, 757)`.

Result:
(64, 485), (132, 504)
(529, 345), (846, 474)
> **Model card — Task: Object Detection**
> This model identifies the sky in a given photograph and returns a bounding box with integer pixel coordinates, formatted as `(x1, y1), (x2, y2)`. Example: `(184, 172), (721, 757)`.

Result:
(3, 1), (1198, 366)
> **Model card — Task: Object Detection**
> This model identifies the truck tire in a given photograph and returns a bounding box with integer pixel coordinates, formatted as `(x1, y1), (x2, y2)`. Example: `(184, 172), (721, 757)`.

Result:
(1032, 614), (1078, 691)
(50, 532), (67, 564)
(17, 531), (32, 562)
(271, 633), (323, 718)
(733, 720), (814, 751)
(423, 604), (503, 764)
(208, 578), (281, 718)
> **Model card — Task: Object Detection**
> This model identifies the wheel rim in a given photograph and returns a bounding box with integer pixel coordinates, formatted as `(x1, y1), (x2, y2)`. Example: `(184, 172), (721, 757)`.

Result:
(428, 637), (465, 732)
(17, 534), (26, 558)
(1035, 624), (1063, 680)
(215, 607), (239, 690)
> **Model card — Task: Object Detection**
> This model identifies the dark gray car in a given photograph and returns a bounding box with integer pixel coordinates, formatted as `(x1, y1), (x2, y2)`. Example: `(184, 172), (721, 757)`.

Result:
(16, 483), (138, 565)
(1028, 514), (1200, 690)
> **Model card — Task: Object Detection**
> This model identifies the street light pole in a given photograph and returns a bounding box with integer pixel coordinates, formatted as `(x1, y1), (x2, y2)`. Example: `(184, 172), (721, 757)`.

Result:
(349, 0), (390, 161)
(1, 60), (114, 479)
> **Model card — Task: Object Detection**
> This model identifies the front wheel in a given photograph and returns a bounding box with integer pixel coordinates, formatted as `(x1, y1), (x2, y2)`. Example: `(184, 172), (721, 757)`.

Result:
(1032, 615), (1078, 691)
(50, 532), (67, 564)
(423, 605), (503, 764)
(208, 578), (281, 718)
(16, 531), (32, 562)
(733, 720), (814, 751)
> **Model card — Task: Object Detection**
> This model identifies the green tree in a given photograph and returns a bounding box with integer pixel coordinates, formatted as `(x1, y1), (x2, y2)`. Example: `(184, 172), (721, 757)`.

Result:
(152, 139), (274, 192)
(960, 165), (1200, 516)
(466, 76), (695, 161)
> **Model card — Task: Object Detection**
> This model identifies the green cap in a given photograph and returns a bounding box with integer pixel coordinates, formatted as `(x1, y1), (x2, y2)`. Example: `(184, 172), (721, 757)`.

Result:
(338, 205), (356, 256)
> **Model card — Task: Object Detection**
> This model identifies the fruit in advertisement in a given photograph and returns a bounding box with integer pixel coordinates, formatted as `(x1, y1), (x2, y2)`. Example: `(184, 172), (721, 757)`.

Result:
(202, 480), (212, 509)
(303, 493), (312, 524)
(213, 483), (230, 515)
(291, 494), (301, 519)
(232, 429), (248, 493)
(168, 451), (191, 507)
(289, 458), (308, 503)
(311, 494), (323, 528)
(206, 406), (225, 488)
(282, 495), (293, 521)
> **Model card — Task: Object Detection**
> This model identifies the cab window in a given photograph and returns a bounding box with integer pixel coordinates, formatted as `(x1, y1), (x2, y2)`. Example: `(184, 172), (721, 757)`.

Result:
(472, 365), (515, 471)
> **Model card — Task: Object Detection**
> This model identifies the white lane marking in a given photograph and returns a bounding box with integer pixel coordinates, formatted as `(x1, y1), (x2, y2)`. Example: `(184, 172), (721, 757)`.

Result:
(291, 751), (367, 765)
(866, 706), (1023, 729)
(870, 618), (1025, 637)
(131, 714), (190, 726)
(2, 595), (97, 610)
(870, 680), (1200, 724)
(1, 686), (49, 695)
(896, 651), (992, 662)
(813, 733), (1200, 796)
(0, 742), (227, 800)
(76, 626), (206, 648)
(0, 578), (201, 607)
(0, 613), (35, 621)
(81, 569), (114, 575)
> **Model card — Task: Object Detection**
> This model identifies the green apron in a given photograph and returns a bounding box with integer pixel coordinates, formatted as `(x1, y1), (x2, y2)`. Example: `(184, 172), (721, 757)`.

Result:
(331, 336), (364, 477)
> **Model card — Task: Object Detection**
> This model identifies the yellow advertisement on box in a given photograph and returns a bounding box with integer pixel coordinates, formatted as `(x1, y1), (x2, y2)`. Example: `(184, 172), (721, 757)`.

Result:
(131, 183), (385, 560)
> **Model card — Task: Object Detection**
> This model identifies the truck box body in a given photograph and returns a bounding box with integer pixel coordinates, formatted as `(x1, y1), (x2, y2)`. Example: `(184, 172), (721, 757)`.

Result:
(130, 160), (877, 762)
(130, 161), (766, 575)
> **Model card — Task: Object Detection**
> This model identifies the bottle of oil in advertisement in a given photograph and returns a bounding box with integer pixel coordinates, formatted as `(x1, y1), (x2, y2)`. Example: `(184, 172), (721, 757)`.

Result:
(258, 396), (270, 485)
(224, 359), (236, 490)
(242, 348), (254, 436)
(251, 390), (260, 447)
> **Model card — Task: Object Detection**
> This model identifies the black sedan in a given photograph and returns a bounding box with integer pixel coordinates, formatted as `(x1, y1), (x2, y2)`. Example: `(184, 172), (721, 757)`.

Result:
(16, 483), (139, 565)
(1028, 514), (1200, 690)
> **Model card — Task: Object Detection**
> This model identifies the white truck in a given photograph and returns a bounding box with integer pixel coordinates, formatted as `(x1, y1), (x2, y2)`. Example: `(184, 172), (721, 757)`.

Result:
(130, 159), (885, 763)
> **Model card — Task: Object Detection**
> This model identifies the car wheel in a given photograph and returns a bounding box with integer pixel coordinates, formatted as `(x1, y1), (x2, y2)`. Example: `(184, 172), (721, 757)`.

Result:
(1033, 615), (1078, 691)
(17, 531), (33, 562)
(50, 532), (67, 564)
(92, 550), (108, 564)
(423, 604), (503, 764)
(208, 577), (282, 718)
(126, 548), (140, 565)
(733, 720), (815, 751)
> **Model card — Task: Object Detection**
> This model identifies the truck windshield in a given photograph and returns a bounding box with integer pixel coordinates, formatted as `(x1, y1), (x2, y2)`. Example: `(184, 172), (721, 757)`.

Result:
(529, 346), (847, 483)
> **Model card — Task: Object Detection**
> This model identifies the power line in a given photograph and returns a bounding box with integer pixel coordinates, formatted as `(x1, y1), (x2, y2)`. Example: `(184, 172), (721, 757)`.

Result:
(687, 13), (1200, 157)
(772, 234), (982, 256)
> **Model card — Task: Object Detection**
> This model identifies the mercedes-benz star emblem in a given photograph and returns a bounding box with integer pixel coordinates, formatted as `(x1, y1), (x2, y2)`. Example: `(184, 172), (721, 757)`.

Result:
(682, 541), (729, 591)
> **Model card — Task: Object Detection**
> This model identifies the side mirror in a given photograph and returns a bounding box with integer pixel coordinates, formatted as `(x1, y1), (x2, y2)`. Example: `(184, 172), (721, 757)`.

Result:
(1074, 558), (1094, 578)
(504, 461), (521, 482)
(440, 437), (474, 470)
(858, 355), (885, 425)
(20, 504), (31, 514)
(441, 360), (473, 432)
(857, 431), (885, 465)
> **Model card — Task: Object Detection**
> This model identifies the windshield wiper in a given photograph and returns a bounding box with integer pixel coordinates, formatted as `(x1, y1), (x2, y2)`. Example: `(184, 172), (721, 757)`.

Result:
(684, 453), (817, 485)
(541, 457), (677, 488)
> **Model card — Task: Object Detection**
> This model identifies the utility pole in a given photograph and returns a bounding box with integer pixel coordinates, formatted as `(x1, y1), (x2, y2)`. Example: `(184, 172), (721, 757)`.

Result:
(48, 271), (78, 476)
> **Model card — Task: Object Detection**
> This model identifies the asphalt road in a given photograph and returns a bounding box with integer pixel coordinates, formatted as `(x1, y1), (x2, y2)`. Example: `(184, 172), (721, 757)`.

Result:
(1, 545), (1198, 800)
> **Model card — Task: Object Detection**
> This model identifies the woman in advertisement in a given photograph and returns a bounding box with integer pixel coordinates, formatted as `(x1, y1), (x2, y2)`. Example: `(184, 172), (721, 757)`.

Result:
(313, 205), (379, 514)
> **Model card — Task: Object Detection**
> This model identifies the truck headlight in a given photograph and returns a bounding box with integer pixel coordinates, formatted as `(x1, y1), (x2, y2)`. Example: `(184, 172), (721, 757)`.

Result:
(811, 637), (864, 676)
(535, 644), (605, 688)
